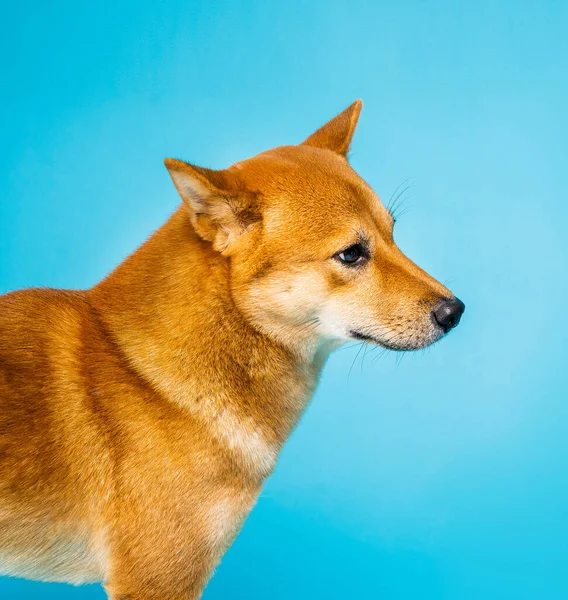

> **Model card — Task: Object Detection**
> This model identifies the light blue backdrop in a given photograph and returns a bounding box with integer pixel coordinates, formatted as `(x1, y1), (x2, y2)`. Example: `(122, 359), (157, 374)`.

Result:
(1, 1), (567, 598)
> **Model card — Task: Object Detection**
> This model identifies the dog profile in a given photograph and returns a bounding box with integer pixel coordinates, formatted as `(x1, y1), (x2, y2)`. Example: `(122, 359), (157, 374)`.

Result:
(0, 100), (464, 599)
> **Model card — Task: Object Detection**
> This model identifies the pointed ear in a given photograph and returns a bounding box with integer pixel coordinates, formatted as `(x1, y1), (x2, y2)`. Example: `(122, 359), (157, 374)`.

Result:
(302, 100), (363, 157)
(164, 158), (260, 254)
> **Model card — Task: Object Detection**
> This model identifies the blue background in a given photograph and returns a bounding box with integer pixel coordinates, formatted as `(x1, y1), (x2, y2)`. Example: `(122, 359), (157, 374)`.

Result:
(1, 1), (567, 598)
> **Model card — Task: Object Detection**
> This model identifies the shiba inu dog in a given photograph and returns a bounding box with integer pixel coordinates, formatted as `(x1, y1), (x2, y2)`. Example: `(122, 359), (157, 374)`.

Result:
(0, 100), (464, 599)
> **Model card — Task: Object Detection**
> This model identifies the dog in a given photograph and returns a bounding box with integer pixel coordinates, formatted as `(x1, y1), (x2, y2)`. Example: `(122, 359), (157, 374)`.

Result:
(0, 100), (464, 599)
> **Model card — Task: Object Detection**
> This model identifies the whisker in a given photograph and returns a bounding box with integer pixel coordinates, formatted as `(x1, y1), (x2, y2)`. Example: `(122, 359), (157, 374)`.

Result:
(371, 346), (391, 365)
(387, 182), (415, 219)
(348, 343), (365, 381)
(391, 198), (413, 221)
(361, 343), (370, 377)
(335, 341), (362, 353)
(295, 317), (320, 337)
(387, 178), (414, 213)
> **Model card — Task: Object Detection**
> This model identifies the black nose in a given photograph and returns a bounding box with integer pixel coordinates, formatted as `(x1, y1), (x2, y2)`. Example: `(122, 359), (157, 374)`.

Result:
(432, 298), (465, 333)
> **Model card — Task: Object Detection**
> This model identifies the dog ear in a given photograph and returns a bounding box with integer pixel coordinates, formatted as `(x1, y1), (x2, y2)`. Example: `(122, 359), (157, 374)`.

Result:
(164, 158), (260, 254)
(302, 100), (362, 157)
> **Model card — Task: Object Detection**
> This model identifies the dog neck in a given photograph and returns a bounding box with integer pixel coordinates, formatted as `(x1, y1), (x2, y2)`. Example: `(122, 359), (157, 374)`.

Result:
(89, 206), (330, 476)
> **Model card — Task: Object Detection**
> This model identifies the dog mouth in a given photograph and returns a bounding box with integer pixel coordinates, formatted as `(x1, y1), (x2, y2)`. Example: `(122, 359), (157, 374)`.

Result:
(347, 298), (465, 351)
(348, 329), (403, 350)
(349, 330), (379, 343)
(348, 328), (443, 351)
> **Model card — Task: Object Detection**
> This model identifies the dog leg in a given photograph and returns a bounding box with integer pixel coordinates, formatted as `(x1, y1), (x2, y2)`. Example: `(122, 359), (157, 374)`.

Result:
(105, 586), (206, 600)
(102, 525), (218, 600)
(104, 557), (212, 600)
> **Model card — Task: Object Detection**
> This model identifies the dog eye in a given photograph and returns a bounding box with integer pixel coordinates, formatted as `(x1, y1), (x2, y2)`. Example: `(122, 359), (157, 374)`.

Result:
(335, 244), (367, 265)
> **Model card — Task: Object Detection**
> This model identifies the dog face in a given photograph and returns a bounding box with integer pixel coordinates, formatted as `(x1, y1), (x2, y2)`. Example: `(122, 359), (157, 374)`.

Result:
(166, 101), (464, 354)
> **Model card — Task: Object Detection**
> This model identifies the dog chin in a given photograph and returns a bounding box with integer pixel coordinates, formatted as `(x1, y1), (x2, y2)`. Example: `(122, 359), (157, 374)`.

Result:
(348, 328), (444, 351)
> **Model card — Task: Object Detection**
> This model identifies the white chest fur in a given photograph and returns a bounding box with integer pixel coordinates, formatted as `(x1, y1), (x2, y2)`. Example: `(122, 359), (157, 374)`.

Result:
(0, 518), (107, 585)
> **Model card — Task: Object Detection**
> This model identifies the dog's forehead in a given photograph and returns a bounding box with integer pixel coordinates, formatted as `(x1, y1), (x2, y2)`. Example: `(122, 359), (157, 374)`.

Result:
(232, 145), (392, 252)
(233, 145), (380, 219)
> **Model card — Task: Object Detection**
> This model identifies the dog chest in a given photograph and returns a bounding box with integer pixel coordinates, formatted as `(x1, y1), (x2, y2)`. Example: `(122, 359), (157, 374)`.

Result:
(0, 519), (107, 585)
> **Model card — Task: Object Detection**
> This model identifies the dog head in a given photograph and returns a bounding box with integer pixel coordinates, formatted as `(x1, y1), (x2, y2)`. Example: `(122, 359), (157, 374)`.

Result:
(165, 101), (464, 354)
